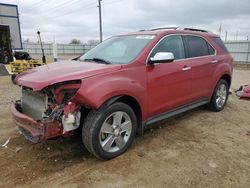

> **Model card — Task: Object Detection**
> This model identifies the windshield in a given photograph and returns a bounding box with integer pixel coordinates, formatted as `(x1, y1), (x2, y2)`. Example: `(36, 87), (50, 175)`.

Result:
(79, 35), (155, 64)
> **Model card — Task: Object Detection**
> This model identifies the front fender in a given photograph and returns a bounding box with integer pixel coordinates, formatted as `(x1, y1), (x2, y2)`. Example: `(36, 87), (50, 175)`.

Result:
(72, 66), (147, 118)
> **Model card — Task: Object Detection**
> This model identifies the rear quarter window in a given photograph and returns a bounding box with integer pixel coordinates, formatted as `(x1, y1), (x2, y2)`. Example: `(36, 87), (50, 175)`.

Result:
(212, 37), (229, 53)
(207, 43), (215, 55)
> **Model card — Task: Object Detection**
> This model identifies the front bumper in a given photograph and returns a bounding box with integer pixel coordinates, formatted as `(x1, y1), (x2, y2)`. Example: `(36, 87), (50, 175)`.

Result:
(10, 101), (63, 143)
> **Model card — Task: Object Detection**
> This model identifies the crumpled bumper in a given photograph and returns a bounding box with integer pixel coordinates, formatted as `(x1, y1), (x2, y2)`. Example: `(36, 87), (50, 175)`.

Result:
(10, 101), (63, 143)
(236, 84), (250, 100)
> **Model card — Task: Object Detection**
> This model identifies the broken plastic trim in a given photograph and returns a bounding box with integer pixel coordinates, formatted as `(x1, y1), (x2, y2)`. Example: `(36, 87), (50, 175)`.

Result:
(47, 80), (82, 105)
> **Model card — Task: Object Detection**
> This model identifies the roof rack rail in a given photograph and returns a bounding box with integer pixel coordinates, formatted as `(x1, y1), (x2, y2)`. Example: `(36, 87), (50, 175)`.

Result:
(150, 27), (178, 31)
(183, 28), (208, 33)
(138, 27), (178, 32)
(138, 27), (213, 34)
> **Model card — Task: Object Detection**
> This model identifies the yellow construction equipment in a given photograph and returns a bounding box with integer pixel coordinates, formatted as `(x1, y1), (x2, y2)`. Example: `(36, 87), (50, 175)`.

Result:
(10, 59), (44, 74)
(9, 31), (48, 83)
(10, 58), (45, 84)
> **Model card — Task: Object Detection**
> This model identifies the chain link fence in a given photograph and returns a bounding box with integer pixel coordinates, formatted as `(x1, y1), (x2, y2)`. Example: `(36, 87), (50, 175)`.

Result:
(224, 41), (250, 64)
(22, 41), (250, 64)
(23, 42), (96, 56)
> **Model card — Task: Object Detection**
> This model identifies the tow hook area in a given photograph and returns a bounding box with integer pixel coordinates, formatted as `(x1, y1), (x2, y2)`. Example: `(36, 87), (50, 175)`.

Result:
(62, 102), (81, 133)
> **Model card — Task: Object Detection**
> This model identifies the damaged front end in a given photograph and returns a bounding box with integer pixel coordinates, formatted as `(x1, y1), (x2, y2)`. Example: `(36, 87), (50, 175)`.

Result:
(10, 80), (82, 143)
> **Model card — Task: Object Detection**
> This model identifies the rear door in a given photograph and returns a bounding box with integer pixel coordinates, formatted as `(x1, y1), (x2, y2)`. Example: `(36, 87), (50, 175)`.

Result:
(147, 35), (192, 117)
(183, 35), (217, 101)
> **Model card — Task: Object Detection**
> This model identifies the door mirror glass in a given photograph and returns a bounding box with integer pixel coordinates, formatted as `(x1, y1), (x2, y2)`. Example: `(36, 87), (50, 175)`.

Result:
(149, 52), (174, 64)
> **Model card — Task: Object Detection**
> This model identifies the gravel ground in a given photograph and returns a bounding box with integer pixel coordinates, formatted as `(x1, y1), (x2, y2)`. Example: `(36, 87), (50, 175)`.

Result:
(0, 69), (250, 188)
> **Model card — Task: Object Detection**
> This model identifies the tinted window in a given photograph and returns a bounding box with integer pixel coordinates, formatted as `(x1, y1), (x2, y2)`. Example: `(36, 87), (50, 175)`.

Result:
(185, 36), (210, 58)
(151, 35), (185, 60)
(212, 37), (229, 53)
(207, 43), (215, 55)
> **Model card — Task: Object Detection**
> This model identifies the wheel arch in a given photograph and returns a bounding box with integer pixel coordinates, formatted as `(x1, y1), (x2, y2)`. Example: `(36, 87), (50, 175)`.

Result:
(220, 74), (231, 88)
(210, 73), (231, 98)
(101, 95), (143, 135)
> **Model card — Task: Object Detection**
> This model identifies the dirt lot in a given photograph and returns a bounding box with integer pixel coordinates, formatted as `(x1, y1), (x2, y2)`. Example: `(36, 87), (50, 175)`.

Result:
(0, 69), (250, 188)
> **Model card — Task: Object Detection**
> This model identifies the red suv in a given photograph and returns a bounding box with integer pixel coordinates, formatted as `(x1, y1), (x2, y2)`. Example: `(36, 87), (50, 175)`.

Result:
(11, 27), (233, 159)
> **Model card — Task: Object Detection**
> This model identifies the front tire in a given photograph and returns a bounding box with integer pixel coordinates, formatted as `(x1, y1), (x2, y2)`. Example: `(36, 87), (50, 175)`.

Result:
(209, 79), (229, 112)
(82, 102), (137, 159)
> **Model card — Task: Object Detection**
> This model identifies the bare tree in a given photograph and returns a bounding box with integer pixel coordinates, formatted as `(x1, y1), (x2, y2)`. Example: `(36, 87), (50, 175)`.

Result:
(69, 39), (81, 44)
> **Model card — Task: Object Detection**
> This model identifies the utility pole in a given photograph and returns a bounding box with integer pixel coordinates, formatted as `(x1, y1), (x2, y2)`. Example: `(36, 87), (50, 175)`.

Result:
(219, 23), (222, 36)
(97, 0), (103, 43)
(225, 31), (228, 41)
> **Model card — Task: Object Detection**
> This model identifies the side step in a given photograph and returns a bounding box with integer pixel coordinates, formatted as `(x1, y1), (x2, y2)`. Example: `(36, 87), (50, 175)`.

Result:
(145, 100), (209, 126)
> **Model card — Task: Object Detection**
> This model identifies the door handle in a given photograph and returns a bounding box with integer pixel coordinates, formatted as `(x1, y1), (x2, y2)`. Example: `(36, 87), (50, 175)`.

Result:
(182, 66), (191, 71)
(211, 60), (218, 64)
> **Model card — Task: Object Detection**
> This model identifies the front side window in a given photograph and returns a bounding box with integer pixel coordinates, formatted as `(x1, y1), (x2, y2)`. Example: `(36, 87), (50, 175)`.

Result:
(184, 36), (215, 58)
(79, 35), (155, 64)
(150, 35), (185, 60)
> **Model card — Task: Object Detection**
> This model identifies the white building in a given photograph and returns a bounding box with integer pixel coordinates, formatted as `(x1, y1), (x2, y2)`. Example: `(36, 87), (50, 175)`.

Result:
(0, 3), (22, 50)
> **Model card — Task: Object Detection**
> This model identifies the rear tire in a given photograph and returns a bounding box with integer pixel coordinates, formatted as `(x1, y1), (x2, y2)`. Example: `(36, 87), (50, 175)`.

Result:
(82, 102), (137, 159)
(209, 79), (229, 112)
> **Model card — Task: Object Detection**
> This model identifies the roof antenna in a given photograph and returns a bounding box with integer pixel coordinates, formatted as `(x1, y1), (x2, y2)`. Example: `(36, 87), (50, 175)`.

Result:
(37, 30), (46, 64)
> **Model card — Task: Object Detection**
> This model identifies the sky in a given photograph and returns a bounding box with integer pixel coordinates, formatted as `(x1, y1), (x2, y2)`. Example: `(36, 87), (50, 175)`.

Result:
(1, 0), (250, 43)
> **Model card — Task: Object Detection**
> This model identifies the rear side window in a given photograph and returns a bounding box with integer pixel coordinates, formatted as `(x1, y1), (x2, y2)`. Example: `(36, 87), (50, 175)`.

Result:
(184, 36), (214, 58)
(212, 37), (229, 53)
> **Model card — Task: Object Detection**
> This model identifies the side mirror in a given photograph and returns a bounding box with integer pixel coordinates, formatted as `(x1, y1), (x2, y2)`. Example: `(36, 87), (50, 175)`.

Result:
(148, 52), (174, 64)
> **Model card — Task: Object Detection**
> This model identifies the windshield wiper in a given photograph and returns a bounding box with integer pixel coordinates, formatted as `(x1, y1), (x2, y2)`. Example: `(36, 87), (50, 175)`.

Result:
(84, 57), (111, 64)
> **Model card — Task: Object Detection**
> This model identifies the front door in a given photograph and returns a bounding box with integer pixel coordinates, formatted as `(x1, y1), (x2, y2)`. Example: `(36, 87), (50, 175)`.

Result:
(147, 35), (192, 118)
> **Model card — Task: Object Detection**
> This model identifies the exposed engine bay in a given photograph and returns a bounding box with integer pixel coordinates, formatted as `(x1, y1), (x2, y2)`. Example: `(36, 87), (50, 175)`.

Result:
(13, 81), (82, 142)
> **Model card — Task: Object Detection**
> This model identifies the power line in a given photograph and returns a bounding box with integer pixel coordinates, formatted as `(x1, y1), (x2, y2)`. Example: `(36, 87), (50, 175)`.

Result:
(43, 2), (97, 19)
(39, 0), (81, 14)
(44, 0), (126, 42)
(103, 0), (126, 6)
(25, 0), (127, 42)
(28, 0), (52, 9)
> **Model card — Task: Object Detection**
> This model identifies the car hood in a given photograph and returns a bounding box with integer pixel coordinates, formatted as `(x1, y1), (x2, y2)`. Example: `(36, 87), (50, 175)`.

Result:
(16, 60), (122, 91)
